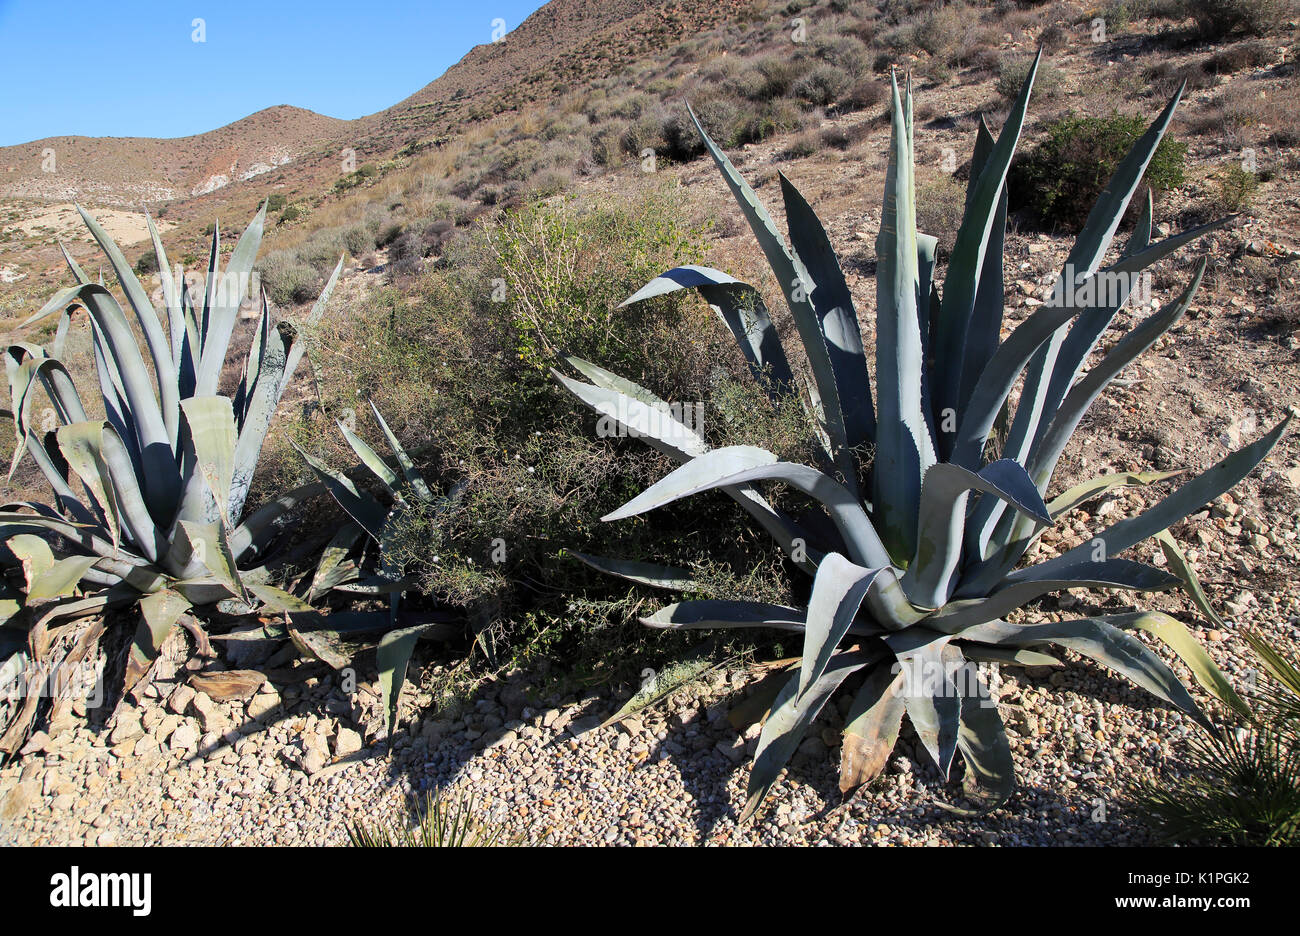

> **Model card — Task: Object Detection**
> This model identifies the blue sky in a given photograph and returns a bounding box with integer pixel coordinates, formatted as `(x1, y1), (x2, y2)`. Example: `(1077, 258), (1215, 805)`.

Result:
(0, 0), (547, 145)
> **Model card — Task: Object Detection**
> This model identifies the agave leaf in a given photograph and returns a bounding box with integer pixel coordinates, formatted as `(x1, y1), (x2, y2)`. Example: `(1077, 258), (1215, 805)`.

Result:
(27, 555), (99, 602)
(801, 554), (884, 700)
(125, 589), (192, 695)
(621, 267), (795, 397)
(874, 72), (937, 562)
(932, 51), (1038, 432)
(178, 520), (245, 601)
(958, 612), (1212, 731)
(228, 480), (327, 561)
(941, 664), (1015, 815)
(1103, 214), (1235, 278)
(55, 422), (123, 553)
(687, 102), (854, 483)
(292, 443), (388, 540)
(6, 533), (56, 591)
(742, 646), (881, 822)
(957, 645), (1062, 667)
(568, 551), (701, 591)
(641, 599), (812, 633)
(603, 445), (891, 570)
(195, 203), (267, 396)
(883, 628), (962, 777)
(1113, 607), (1248, 717)
(938, 559), (1179, 632)
(180, 397), (238, 525)
(904, 459), (1051, 609)
(63, 284), (181, 518)
(1154, 528), (1225, 629)
(599, 641), (722, 730)
(1046, 469), (1184, 520)
(780, 173), (875, 447)
(999, 86), (1188, 512)
(553, 370), (708, 461)
(839, 663), (906, 795)
(145, 212), (184, 378)
(229, 322), (292, 525)
(338, 421), (400, 495)
(75, 205), (180, 448)
(1015, 413), (1292, 585)
(377, 622), (434, 737)
(308, 522), (369, 601)
(1124, 190), (1154, 258)
(368, 403), (434, 502)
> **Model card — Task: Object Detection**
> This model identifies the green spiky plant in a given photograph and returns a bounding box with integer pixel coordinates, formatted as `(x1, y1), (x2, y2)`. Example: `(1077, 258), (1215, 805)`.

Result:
(347, 789), (522, 846)
(555, 56), (1292, 820)
(293, 402), (468, 735)
(0, 203), (342, 755)
(1135, 629), (1300, 845)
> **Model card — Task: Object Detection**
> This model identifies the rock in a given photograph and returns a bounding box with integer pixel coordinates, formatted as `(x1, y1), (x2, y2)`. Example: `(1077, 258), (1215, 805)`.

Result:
(0, 780), (38, 820)
(109, 713), (144, 746)
(247, 688), (281, 722)
(715, 738), (746, 764)
(189, 669), (267, 703)
(221, 625), (278, 668)
(333, 727), (363, 757)
(483, 728), (518, 751)
(167, 684), (196, 715)
(19, 731), (50, 756)
(169, 723), (198, 753)
(97, 829), (117, 847)
(568, 716), (602, 738)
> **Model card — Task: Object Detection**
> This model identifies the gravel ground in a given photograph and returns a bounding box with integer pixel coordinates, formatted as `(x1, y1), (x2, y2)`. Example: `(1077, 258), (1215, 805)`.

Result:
(4, 482), (1297, 847)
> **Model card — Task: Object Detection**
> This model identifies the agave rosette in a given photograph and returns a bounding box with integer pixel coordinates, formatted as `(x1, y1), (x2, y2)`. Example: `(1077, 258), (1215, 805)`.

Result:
(0, 204), (341, 752)
(556, 56), (1289, 818)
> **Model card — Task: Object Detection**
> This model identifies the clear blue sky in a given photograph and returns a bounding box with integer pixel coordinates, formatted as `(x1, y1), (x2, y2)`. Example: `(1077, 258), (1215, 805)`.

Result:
(0, 0), (547, 145)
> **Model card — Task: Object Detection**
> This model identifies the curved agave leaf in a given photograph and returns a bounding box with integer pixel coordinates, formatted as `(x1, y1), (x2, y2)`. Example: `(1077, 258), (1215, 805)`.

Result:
(640, 599), (812, 633)
(958, 612), (1212, 731)
(558, 364), (818, 570)
(936, 558), (1180, 633)
(904, 459), (1050, 609)
(292, 443), (387, 540)
(125, 589), (191, 695)
(742, 646), (881, 822)
(801, 554), (885, 700)
(599, 641), (723, 730)
(308, 522), (368, 601)
(603, 445), (891, 570)
(686, 102), (855, 484)
(942, 664), (1015, 815)
(229, 321), (292, 524)
(1154, 528), (1225, 629)
(1015, 413), (1292, 584)
(620, 267), (795, 397)
(568, 551), (701, 592)
(75, 205), (180, 449)
(839, 663), (906, 795)
(957, 644), (1062, 667)
(1046, 468), (1184, 520)
(338, 420), (400, 495)
(369, 403), (434, 503)
(1111, 607), (1247, 716)
(883, 628), (962, 777)
(228, 480), (327, 561)
(779, 173), (874, 446)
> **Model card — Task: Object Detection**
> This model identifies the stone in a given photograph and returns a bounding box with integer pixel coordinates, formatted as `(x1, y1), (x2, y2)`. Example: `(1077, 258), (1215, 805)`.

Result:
(483, 728), (517, 751)
(169, 723), (198, 753)
(189, 669), (267, 702)
(333, 727), (363, 757)
(0, 780), (38, 820)
(109, 714), (144, 746)
(247, 689), (281, 722)
(167, 684), (196, 715)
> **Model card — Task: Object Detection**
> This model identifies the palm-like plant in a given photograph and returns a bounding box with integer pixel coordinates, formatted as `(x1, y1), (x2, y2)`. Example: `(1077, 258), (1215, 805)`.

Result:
(555, 57), (1291, 819)
(0, 203), (340, 754)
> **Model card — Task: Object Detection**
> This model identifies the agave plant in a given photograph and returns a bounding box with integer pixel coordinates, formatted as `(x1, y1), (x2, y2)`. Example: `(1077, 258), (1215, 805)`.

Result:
(294, 402), (467, 734)
(555, 56), (1292, 819)
(0, 203), (341, 754)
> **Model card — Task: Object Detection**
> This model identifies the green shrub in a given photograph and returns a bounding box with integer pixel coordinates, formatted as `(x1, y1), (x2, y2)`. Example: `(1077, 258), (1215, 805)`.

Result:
(1010, 112), (1188, 232)
(792, 64), (852, 107)
(915, 174), (967, 251)
(278, 204), (303, 224)
(1214, 162), (1260, 212)
(1182, 0), (1293, 38)
(133, 250), (159, 276)
(259, 249), (323, 306)
(996, 56), (1064, 100)
(266, 193), (288, 212)
(342, 223), (375, 257)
